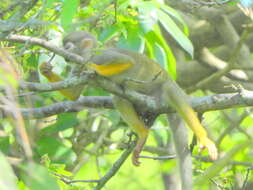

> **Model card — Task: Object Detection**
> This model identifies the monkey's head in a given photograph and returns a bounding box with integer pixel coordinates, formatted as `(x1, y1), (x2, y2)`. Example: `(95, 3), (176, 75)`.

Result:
(63, 31), (97, 57)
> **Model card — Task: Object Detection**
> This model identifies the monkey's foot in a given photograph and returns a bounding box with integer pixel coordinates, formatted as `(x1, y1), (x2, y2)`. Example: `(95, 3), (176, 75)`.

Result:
(132, 147), (141, 166)
(199, 137), (218, 160)
(132, 138), (147, 166)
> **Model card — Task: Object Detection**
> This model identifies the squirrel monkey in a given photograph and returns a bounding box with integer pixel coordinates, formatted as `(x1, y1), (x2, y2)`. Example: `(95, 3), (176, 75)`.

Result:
(40, 31), (218, 166)
(40, 31), (96, 100)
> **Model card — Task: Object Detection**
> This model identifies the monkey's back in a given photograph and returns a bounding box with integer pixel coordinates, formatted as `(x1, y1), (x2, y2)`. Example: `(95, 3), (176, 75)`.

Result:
(91, 48), (170, 95)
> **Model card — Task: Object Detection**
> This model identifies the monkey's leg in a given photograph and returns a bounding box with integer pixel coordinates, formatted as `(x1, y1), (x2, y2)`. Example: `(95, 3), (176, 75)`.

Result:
(113, 96), (149, 166)
(39, 62), (84, 100)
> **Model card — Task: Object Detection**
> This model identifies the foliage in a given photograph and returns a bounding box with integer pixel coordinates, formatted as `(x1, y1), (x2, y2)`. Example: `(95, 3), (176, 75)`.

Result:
(1, 0), (253, 190)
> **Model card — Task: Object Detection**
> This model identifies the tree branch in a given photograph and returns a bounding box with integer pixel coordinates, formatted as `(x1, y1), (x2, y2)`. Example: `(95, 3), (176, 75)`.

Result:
(187, 27), (249, 93)
(3, 33), (253, 120)
(167, 114), (193, 190)
(18, 96), (113, 119)
(20, 73), (90, 92)
(1, 34), (84, 64)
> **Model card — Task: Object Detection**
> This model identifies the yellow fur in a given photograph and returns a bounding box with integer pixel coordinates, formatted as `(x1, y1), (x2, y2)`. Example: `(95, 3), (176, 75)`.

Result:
(89, 63), (132, 76)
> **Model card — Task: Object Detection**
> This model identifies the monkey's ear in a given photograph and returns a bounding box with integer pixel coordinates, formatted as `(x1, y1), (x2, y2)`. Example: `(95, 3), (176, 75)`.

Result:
(80, 38), (94, 49)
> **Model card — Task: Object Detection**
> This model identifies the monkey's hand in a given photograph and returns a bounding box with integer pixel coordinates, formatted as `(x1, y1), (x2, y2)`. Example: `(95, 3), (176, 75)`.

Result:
(199, 136), (218, 160)
(39, 62), (53, 75)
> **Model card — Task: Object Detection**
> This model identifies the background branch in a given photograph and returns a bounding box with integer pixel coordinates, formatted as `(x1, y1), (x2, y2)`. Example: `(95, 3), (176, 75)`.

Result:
(1, 34), (84, 64)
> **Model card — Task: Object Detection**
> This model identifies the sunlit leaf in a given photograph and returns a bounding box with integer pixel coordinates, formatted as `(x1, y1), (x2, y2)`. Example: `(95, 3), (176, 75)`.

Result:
(99, 25), (119, 42)
(161, 4), (189, 35)
(40, 113), (78, 135)
(60, 0), (79, 31)
(21, 163), (60, 190)
(46, 0), (57, 8)
(138, 1), (158, 33)
(116, 27), (145, 52)
(145, 37), (155, 59)
(153, 43), (167, 68)
(145, 27), (177, 79)
(117, 0), (132, 10)
(26, 54), (38, 69)
(157, 9), (194, 57)
(36, 136), (76, 164)
(0, 151), (18, 190)
(0, 137), (10, 154)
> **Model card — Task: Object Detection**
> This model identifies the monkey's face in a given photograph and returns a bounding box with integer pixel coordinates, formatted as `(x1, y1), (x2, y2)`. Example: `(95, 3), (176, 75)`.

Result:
(63, 31), (98, 63)
(63, 31), (97, 57)
(64, 39), (97, 65)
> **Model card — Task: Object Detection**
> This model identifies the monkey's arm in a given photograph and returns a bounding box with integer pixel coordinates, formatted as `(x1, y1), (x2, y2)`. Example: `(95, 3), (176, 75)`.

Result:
(163, 80), (218, 160)
(113, 96), (149, 166)
(39, 62), (83, 101)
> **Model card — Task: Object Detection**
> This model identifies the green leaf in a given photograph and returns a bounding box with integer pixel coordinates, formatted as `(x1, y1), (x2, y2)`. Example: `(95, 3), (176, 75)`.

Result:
(0, 151), (18, 190)
(26, 54), (38, 69)
(99, 25), (119, 42)
(117, 0), (132, 10)
(145, 37), (155, 59)
(104, 110), (121, 126)
(227, 0), (239, 6)
(153, 43), (167, 69)
(60, 0), (79, 31)
(0, 136), (10, 153)
(36, 136), (76, 164)
(46, 0), (57, 8)
(40, 113), (78, 135)
(144, 27), (177, 79)
(157, 9), (194, 57)
(116, 27), (145, 52)
(138, 1), (158, 33)
(153, 26), (176, 72)
(161, 5), (189, 35)
(21, 163), (59, 190)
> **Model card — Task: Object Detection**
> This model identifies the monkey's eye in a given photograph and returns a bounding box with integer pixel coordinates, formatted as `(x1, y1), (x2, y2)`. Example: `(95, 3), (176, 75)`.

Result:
(64, 42), (75, 50)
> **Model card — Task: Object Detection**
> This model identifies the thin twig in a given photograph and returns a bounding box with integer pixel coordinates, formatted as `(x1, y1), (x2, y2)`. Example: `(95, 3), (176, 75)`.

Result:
(210, 179), (225, 190)
(53, 173), (100, 184)
(93, 141), (136, 190)
(139, 155), (176, 160)
(54, 140), (135, 188)
(72, 122), (111, 174)
(242, 167), (253, 189)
